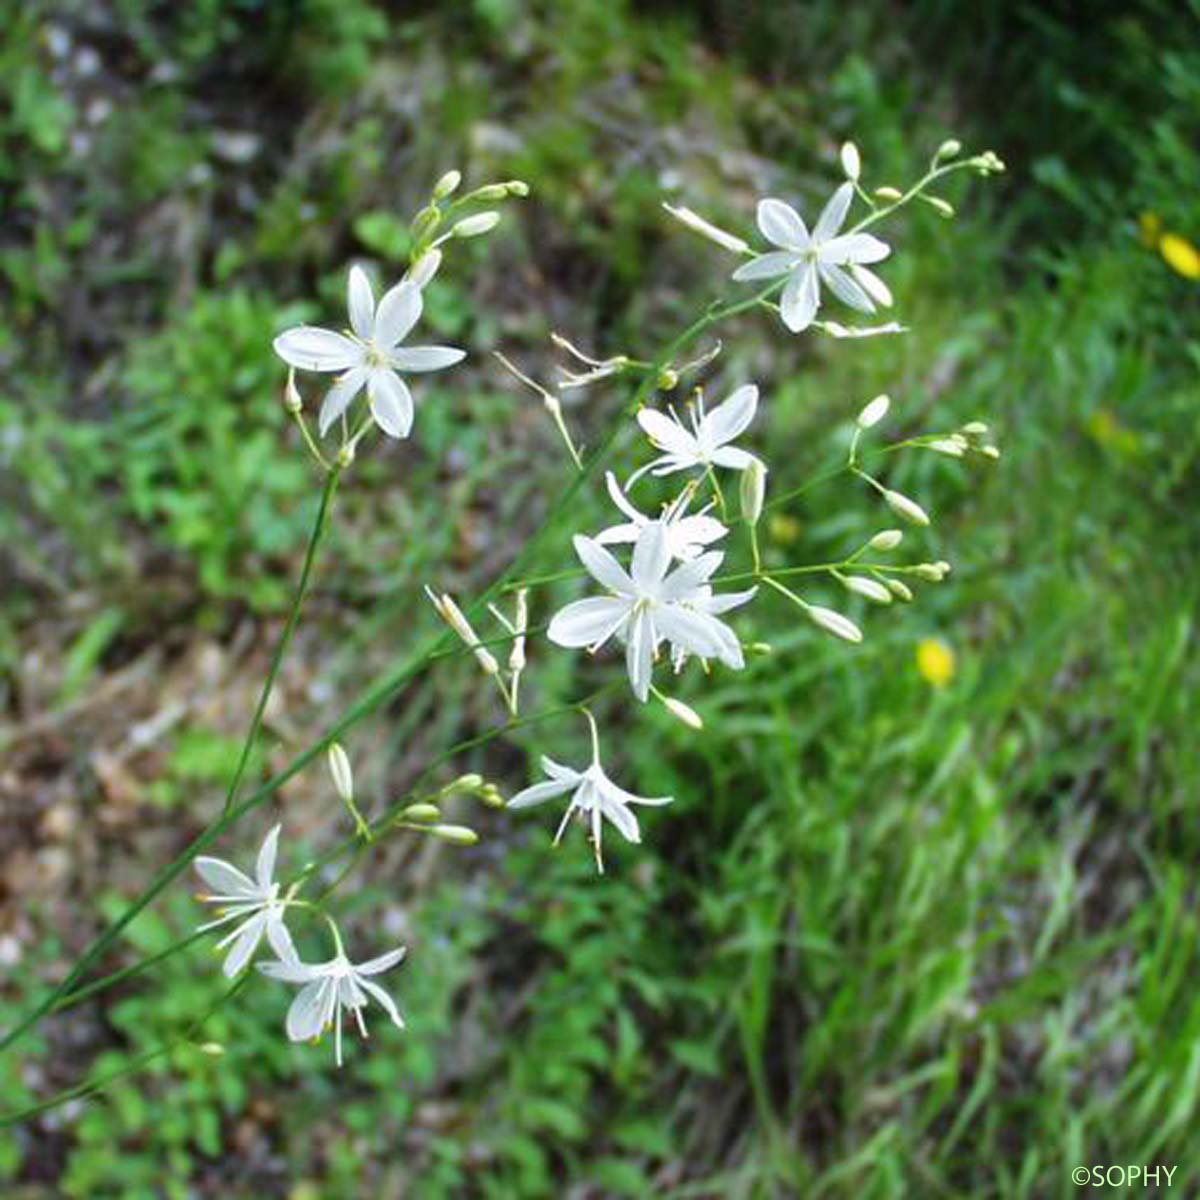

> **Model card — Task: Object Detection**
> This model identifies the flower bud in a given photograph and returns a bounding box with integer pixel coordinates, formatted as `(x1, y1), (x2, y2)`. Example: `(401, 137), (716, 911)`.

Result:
(960, 421), (989, 437)
(912, 563), (946, 581)
(451, 211), (501, 238)
(508, 588), (528, 673)
(840, 575), (893, 604)
(284, 369), (303, 414)
(198, 1042), (225, 1056)
(869, 529), (903, 551)
(927, 438), (966, 457)
(840, 141), (861, 181)
(883, 489), (930, 526)
(921, 195), (955, 218)
(660, 695), (703, 730)
(410, 205), (441, 240)
(806, 605), (863, 644)
(406, 249), (443, 288)
(432, 170), (462, 200)
(478, 783), (506, 809)
(661, 203), (749, 254)
(874, 186), (903, 202)
(505, 179), (530, 196)
(747, 642), (773, 656)
(856, 393), (890, 429)
(468, 183), (510, 201)
(430, 824), (478, 846)
(935, 560), (952, 575)
(400, 803), (441, 823)
(885, 578), (913, 602)
(981, 444), (1001, 459)
(740, 458), (767, 526)
(443, 773), (483, 794)
(656, 368), (679, 390)
(336, 443), (356, 469)
(935, 138), (962, 162)
(327, 743), (354, 802)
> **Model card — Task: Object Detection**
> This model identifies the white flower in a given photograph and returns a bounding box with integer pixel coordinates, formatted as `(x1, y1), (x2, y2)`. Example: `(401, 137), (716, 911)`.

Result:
(259, 943), (406, 1067)
(547, 522), (754, 701)
(595, 472), (727, 562)
(273, 265), (465, 440)
(668, 583), (759, 672)
(632, 384), (759, 481)
(507, 712), (672, 871)
(732, 183), (891, 333)
(195, 826), (297, 978)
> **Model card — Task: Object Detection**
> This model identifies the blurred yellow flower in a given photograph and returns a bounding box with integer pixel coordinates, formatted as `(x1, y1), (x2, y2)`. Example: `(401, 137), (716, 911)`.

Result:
(1138, 211), (1162, 248)
(1159, 232), (1200, 280)
(916, 638), (956, 688)
(768, 513), (801, 545)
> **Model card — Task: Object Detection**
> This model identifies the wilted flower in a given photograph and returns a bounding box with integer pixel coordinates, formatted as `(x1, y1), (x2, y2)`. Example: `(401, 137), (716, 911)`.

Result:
(273, 265), (465, 440)
(632, 384), (760, 481)
(259, 942), (407, 1067)
(195, 826), (296, 978)
(732, 184), (891, 332)
(507, 712), (673, 871)
(548, 522), (754, 701)
(595, 472), (727, 562)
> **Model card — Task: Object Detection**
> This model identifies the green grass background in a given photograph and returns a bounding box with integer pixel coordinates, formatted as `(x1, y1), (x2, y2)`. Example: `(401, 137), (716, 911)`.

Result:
(1, 0), (1198, 1196)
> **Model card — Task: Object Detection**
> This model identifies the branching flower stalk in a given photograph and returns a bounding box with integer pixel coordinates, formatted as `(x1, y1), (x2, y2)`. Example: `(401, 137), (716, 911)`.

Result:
(0, 139), (1005, 1120)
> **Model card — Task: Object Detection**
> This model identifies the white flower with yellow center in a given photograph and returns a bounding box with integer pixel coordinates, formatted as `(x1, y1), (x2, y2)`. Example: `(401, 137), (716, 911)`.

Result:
(273, 265), (465, 440)
(595, 472), (727, 562)
(632, 384), (760, 481)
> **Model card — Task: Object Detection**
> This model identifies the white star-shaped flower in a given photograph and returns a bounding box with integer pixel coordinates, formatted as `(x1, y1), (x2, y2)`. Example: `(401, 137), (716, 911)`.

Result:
(507, 713), (672, 871)
(273, 265), (465, 440)
(195, 825), (297, 978)
(632, 384), (760, 482)
(547, 521), (753, 701)
(731, 183), (891, 333)
(259, 943), (406, 1067)
(595, 472), (727, 562)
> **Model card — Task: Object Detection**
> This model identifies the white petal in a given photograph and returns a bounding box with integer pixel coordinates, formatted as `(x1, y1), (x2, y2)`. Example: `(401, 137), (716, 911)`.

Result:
(637, 409), (697, 458)
(359, 977), (405, 1029)
(255, 825), (281, 890)
(757, 199), (809, 250)
(625, 609), (654, 702)
(631, 522), (671, 589)
(731, 251), (800, 282)
(286, 979), (330, 1042)
(653, 605), (729, 660)
(710, 446), (756, 470)
(819, 263), (875, 313)
(347, 265), (375, 340)
(508, 777), (576, 809)
(594, 521), (642, 546)
(780, 263), (820, 332)
(848, 263), (893, 307)
(605, 471), (644, 522)
(820, 232), (891, 265)
(601, 797), (640, 844)
(221, 913), (266, 978)
(673, 515), (727, 547)
(368, 369), (414, 439)
(390, 345), (466, 373)
(259, 958), (320, 984)
(356, 945), (407, 976)
(700, 586), (758, 615)
(547, 596), (629, 649)
(273, 327), (362, 373)
(318, 366), (368, 436)
(596, 771), (673, 809)
(702, 383), (758, 446)
(540, 756), (582, 783)
(373, 281), (422, 348)
(660, 551), (723, 601)
(195, 856), (257, 899)
(266, 913), (298, 964)
(573, 535), (634, 594)
(813, 182), (853, 242)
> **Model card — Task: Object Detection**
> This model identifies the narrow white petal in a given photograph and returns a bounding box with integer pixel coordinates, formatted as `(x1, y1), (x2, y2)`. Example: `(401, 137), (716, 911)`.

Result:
(373, 281), (422, 348)
(605, 470), (644, 522)
(195, 857), (257, 899)
(318, 366), (368, 436)
(701, 383), (758, 447)
(819, 263), (875, 313)
(359, 977), (405, 1029)
(848, 263), (893, 307)
(221, 913), (267, 978)
(286, 979), (330, 1042)
(731, 251), (800, 282)
(265, 913), (298, 964)
(259, 958), (320, 984)
(255, 825), (281, 890)
(674, 515), (728, 547)
(594, 521), (642, 546)
(347, 265), (375, 340)
(390, 345), (466, 373)
(541, 756), (582, 783)
(820, 232), (891, 265)
(780, 264), (820, 332)
(700, 586), (758, 615)
(508, 777), (576, 809)
(547, 596), (629, 649)
(709, 446), (756, 470)
(273, 327), (363, 373)
(653, 605), (729, 660)
(813, 182), (853, 242)
(573, 535), (635, 594)
(660, 551), (723, 601)
(368, 369), (414, 439)
(630, 522), (671, 590)
(625, 609), (654, 702)
(356, 945), (407, 976)
(601, 796), (640, 844)
(757, 199), (810, 250)
(637, 409), (698, 458)
(597, 771), (673, 809)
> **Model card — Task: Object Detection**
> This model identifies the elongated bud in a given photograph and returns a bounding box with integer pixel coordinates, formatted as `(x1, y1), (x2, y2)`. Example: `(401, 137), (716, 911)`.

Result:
(806, 604), (863, 644)
(400, 803), (441, 823)
(935, 560), (952, 575)
(406, 249), (443, 288)
(660, 695), (703, 730)
(467, 183), (510, 201)
(885, 578), (913, 602)
(425, 588), (501, 676)
(883, 489), (930, 526)
(747, 642), (773, 656)
(478, 783), (506, 809)
(869, 529), (903, 551)
(198, 1042), (225, 1056)
(874, 186), (903, 201)
(840, 575), (893, 604)
(921, 195), (955, 218)
(505, 179), (530, 196)
(935, 138), (962, 162)
(981, 444), (1001, 459)
(857, 393), (890, 429)
(840, 141), (861, 182)
(432, 170), (462, 200)
(451, 211), (500, 238)
(740, 458), (767, 526)
(328, 743), (354, 801)
(509, 588), (528, 673)
(912, 562), (947, 581)
(662, 203), (749, 254)
(927, 437), (966, 457)
(284, 369), (303, 414)
(444, 773), (483, 794)
(336, 443), (356, 469)
(430, 824), (478, 846)
(960, 421), (989, 437)
(411, 205), (441, 240)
